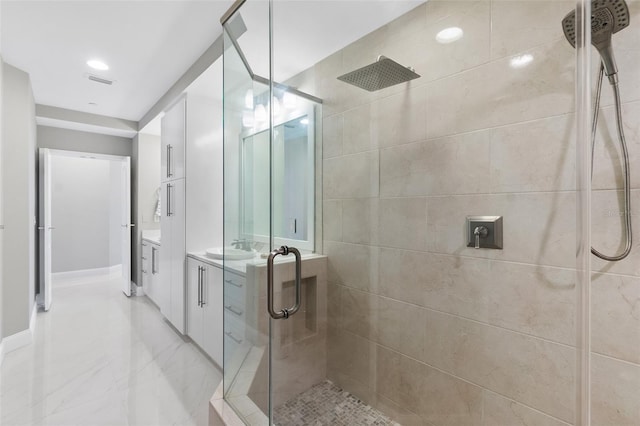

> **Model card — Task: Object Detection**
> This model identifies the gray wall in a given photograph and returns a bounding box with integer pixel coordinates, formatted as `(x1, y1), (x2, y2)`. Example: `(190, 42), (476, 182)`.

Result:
(50, 156), (122, 274)
(2, 62), (37, 338)
(37, 126), (132, 157)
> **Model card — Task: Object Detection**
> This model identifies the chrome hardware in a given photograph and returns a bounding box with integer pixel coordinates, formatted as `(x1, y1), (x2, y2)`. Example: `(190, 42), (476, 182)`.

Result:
(151, 247), (158, 274)
(166, 144), (173, 178)
(267, 246), (301, 320)
(142, 256), (147, 260)
(38, 226), (45, 230)
(166, 184), (173, 217)
(225, 279), (243, 288)
(473, 226), (488, 249)
(225, 331), (243, 344)
(197, 266), (203, 307)
(225, 305), (243, 316)
(200, 266), (206, 307)
(467, 216), (503, 249)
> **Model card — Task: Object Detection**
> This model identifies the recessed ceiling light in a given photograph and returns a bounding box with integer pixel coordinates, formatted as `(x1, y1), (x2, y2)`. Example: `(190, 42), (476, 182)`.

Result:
(87, 59), (109, 71)
(510, 54), (534, 69)
(436, 27), (464, 44)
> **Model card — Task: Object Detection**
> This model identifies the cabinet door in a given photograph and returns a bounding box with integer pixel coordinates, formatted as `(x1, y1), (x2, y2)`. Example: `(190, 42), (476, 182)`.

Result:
(186, 258), (204, 346)
(204, 265), (224, 366)
(149, 244), (159, 304)
(169, 180), (186, 333)
(159, 183), (173, 318)
(141, 242), (151, 295)
(161, 97), (186, 182)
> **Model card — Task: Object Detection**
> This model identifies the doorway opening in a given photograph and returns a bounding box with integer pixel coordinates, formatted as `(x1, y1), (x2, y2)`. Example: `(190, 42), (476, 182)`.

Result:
(38, 148), (132, 311)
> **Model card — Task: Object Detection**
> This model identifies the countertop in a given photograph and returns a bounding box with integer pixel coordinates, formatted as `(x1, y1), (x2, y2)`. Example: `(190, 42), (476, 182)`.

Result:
(187, 251), (326, 276)
(141, 230), (161, 245)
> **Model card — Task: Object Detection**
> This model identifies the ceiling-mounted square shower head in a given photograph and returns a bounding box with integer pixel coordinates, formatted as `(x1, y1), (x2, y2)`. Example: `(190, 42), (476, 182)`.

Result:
(337, 56), (420, 92)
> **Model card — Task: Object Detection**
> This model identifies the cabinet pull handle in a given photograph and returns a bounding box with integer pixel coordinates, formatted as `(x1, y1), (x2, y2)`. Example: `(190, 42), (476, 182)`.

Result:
(151, 247), (157, 274)
(201, 267), (207, 306)
(225, 279), (243, 288)
(225, 305), (243, 316)
(166, 144), (173, 178)
(142, 269), (147, 274)
(225, 331), (243, 344)
(141, 256), (147, 260)
(166, 184), (173, 217)
(197, 266), (202, 307)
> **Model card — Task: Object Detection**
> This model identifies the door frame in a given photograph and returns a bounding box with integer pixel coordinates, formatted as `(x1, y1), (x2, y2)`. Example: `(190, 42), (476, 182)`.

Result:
(38, 148), (133, 309)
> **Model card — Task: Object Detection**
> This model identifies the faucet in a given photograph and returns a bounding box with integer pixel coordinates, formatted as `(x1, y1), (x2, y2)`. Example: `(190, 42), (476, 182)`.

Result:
(232, 239), (252, 251)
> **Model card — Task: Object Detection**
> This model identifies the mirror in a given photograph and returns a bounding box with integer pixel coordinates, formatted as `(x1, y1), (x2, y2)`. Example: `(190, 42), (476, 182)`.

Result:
(241, 113), (315, 251)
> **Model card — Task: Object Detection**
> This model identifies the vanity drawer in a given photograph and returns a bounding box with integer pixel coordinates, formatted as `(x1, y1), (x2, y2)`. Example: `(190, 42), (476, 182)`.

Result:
(223, 270), (246, 300)
(223, 296), (246, 321)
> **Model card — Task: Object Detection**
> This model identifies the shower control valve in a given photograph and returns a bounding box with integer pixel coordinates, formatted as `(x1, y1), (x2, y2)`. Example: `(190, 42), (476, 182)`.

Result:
(466, 216), (503, 250)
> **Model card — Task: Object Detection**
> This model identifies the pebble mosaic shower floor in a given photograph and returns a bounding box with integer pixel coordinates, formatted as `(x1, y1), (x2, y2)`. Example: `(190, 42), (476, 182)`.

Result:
(273, 380), (400, 426)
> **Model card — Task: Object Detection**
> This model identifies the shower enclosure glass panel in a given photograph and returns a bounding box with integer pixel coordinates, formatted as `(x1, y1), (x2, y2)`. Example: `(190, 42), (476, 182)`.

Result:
(222, 1), (271, 421)
(217, 0), (636, 425)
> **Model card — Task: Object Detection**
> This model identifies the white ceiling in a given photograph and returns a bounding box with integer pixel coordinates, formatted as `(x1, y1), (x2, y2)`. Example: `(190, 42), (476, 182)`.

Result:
(2, 0), (425, 129)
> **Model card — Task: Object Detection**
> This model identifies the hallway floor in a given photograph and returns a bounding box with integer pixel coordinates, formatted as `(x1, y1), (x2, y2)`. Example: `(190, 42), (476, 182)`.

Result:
(0, 276), (222, 426)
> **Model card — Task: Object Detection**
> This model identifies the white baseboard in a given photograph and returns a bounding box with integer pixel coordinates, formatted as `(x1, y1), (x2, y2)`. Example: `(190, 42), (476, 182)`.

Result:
(53, 265), (123, 289)
(1, 304), (37, 364)
(53, 264), (122, 282)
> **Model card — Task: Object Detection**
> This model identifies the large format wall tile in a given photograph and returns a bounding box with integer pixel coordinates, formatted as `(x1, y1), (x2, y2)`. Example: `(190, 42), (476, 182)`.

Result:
(426, 192), (576, 269)
(482, 391), (571, 426)
(591, 354), (640, 426)
(324, 241), (378, 293)
(422, 310), (575, 423)
(323, 150), (379, 199)
(376, 345), (484, 426)
(490, 1), (572, 60)
(591, 190), (640, 276)
(591, 272), (640, 364)
(490, 114), (576, 193)
(380, 131), (492, 197)
(592, 101), (640, 191)
(378, 197), (428, 251)
(426, 40), (574, 139)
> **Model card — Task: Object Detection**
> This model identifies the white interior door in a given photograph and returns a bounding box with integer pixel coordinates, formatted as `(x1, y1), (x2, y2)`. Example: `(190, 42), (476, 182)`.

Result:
(120, 158), (132, 296)
(38, 148), (53, 311)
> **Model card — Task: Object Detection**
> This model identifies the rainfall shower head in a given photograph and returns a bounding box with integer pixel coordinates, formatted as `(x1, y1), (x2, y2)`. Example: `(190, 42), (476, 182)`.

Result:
(562, 0), (630, 84)
(337, 56), (420, 92)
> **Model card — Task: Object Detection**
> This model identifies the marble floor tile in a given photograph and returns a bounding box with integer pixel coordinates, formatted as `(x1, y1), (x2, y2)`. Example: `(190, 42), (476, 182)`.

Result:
(0, 276), (222, 426)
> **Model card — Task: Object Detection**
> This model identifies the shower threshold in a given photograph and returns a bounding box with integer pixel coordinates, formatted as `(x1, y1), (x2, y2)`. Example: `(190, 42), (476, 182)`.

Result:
(274, 380), (400, 426)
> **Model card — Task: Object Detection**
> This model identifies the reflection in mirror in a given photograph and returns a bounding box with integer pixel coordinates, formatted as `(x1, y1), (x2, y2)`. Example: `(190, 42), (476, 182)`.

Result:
(241, 113), (314, 251)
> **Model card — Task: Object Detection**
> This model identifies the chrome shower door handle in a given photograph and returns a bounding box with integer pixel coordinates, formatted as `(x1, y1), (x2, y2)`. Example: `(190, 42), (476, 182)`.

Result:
(267, 246), (302, 320)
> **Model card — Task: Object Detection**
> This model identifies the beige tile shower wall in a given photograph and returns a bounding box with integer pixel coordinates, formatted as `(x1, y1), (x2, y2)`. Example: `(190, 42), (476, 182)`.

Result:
(286, 0), (640, 425)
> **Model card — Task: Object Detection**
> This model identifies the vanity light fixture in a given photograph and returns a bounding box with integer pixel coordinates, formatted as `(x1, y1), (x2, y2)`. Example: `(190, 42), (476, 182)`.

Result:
(436, 27), (464, 44)
(509, 54), (534, 69)
(255, 104), (267, 123)
(300, 118), (309, 125)
(87, 59), (109, 71)
(245, 90), (254, 109)
(242, 110), (254, 128)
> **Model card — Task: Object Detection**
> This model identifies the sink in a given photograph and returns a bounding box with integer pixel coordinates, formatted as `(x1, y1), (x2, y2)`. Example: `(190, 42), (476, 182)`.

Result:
(206, 247), (257, 260)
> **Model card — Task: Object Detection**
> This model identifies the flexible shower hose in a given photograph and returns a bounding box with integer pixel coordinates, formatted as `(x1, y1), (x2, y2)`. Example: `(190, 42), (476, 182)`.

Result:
(591, 64), (633, 261)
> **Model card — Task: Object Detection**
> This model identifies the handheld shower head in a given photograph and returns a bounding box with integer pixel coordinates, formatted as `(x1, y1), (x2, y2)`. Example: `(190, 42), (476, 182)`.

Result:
(562, 0), (630, 84)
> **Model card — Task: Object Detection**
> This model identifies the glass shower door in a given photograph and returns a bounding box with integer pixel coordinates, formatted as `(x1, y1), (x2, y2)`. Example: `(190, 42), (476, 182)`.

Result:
(222, 1), (272, 423)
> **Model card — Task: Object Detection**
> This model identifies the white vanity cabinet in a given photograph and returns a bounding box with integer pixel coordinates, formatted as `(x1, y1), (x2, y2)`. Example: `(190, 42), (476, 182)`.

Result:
(161, 96), (186, 182)
(160, 179), (186, 333)
(141, 240), (160, 305)
(186, 256), (223, 366)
